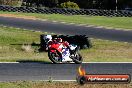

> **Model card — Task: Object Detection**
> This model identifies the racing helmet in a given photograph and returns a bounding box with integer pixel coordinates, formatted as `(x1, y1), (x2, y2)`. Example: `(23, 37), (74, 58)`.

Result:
(44, 35), (52, 42)
(56, 38), (62, 42)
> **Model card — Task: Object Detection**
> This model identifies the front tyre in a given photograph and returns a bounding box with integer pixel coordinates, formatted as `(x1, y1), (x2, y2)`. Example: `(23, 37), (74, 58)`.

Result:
(48, 50), (62, 64)
(73, 53), (83, 64)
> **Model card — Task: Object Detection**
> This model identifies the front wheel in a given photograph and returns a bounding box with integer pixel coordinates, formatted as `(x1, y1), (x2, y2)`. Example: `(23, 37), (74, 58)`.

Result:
(73, 52), (83, 64)
(48, 49), (62, 64)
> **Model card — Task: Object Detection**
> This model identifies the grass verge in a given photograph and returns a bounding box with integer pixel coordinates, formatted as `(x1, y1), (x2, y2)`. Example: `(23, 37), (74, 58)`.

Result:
(0, 11), (132, 30)
(0, 25), (132, 62)
(0, 25), (49, 62)
(0, 81), (132, 88)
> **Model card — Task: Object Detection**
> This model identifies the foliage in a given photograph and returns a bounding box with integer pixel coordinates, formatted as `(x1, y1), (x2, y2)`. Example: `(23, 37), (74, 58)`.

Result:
(0, 0), (22, 6)
(60, 1), (79, 9)
(0, 0), (132, 9)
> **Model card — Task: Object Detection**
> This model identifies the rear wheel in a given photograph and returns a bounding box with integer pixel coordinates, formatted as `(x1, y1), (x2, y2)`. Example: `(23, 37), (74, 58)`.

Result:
(48, 49), (62, 64)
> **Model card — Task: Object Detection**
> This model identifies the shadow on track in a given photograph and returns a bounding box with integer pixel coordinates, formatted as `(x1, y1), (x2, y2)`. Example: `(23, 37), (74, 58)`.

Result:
(17, 60), (81, 65)
(17, 60), (52, 64)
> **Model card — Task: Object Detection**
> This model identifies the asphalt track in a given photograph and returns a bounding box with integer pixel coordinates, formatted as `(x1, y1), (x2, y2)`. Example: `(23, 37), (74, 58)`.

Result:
(0, 63), (132, 81)
(0, 16), (132, 42)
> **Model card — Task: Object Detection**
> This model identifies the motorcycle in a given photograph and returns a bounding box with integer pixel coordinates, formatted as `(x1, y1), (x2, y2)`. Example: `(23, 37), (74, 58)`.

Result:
(48, 41), (83, 64)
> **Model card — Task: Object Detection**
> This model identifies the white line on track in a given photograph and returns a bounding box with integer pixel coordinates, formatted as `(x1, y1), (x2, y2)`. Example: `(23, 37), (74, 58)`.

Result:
(41, 19), (47, 21)
(52, 21), (58, 23)
(51, 21), (131, 32)
(94, 26), (104, 28)
(60, 22), (66, 24)
(77, 24), (87, 26)
(82, 62), (132, 63)
(0, 62), (132, 64)
(0, 62), (19, 63)
(85, 25), (95, 27)
(69, 23), (75, 25)
(43, 80), (76, 82)
(105, 27), (114, 29)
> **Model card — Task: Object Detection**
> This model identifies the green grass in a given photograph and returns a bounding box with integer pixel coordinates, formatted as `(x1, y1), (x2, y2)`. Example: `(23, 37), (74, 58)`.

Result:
(0, 25), (50, 62)
(0, 25), (132, 62)
(0, 81), (131, 88)
(0, 11), (132, 30)
(81, 39), (132, 62)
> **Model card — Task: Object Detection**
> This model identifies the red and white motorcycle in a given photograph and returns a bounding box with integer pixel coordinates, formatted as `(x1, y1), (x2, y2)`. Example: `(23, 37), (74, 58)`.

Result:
(46, 36), (83, 64)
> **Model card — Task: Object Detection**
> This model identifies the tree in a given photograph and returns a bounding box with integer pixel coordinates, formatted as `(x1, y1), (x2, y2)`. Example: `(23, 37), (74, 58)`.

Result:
(0, 0), (23, 6)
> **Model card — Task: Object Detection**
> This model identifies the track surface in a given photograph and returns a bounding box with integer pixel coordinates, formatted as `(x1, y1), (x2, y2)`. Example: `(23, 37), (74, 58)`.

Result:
(0, 16), (132, 42)
(0, 63), (132, 81)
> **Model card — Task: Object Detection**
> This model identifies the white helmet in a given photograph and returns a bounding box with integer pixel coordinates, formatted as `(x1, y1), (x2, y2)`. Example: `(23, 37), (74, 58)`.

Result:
(44, 35), (52, 41)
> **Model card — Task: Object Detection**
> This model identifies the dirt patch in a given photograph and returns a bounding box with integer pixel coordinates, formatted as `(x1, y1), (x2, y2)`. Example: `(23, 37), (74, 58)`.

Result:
(1, 81), (132, 88)
(0, 14), (37, 20)
(32, 82), (132, 88)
